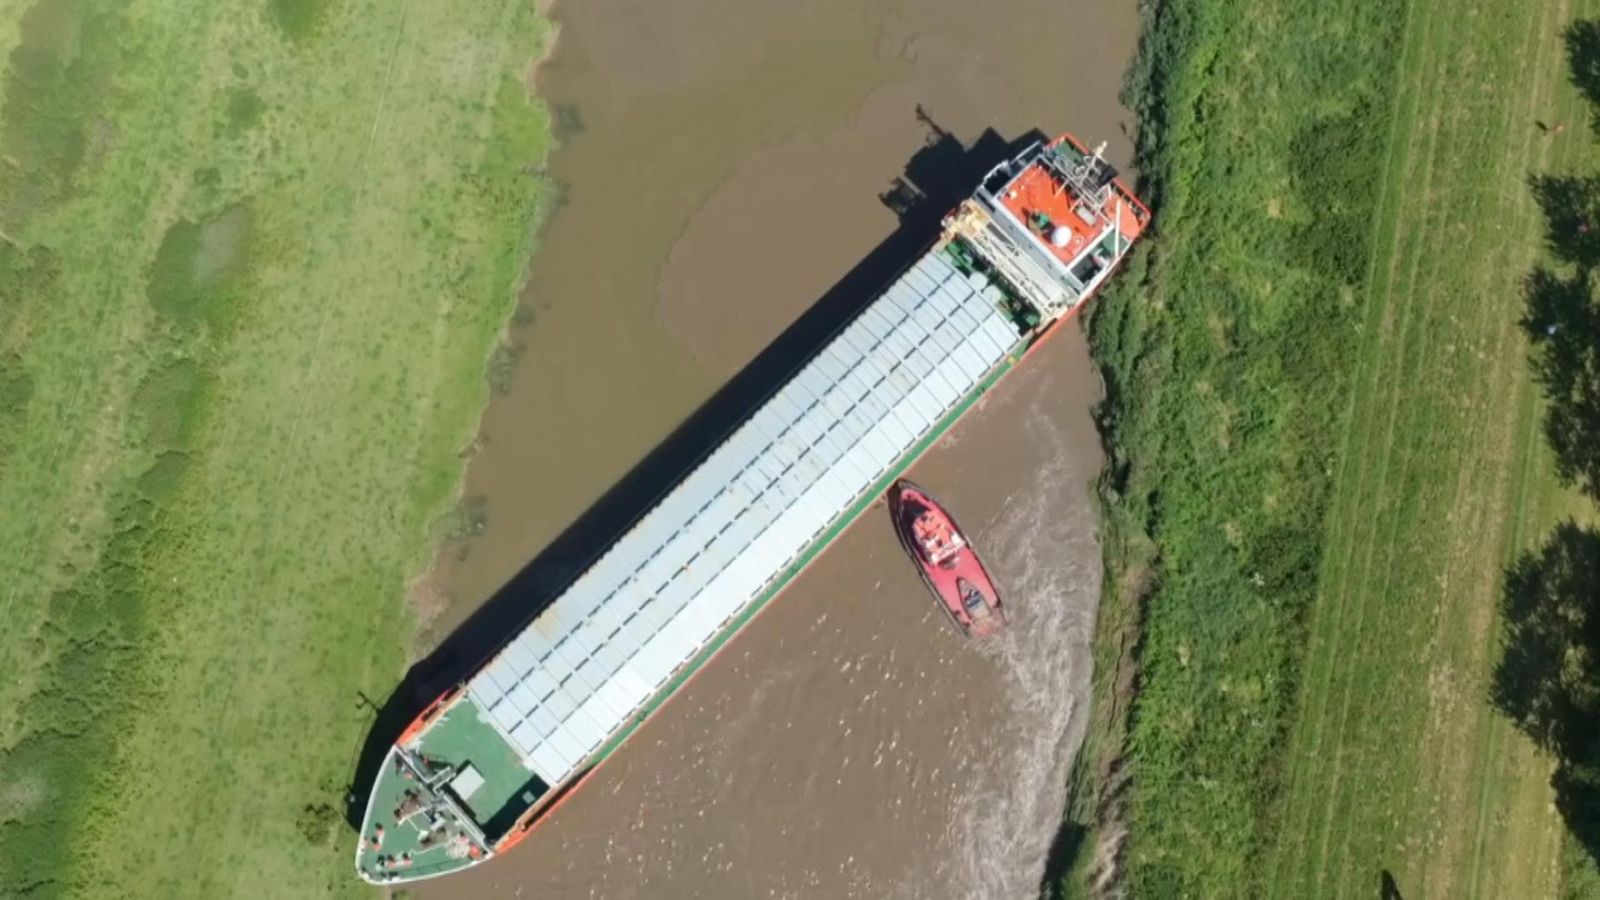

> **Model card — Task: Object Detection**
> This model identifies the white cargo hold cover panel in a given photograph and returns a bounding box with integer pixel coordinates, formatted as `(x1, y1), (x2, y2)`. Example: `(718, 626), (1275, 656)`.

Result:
(467, 249), (1024, 787)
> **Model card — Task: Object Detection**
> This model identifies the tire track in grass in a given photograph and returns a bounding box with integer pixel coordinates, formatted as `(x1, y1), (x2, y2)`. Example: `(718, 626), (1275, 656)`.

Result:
(1344, 19), (1529, 888)
(1268, 3), (1431, 883)
(1458, 5), (1575, 893)
(1270, 7), (1443, 891)
(1323, 2), (1538, 886)
(1415, 5), (1577, 891)
(1302, 8), (1469, 884)
(1354, 3), (1562, 893)
(1306, 3), (1490, 881)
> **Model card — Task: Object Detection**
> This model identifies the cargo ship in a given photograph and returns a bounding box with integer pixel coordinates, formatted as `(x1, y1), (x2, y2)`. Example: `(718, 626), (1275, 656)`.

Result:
(355, 134), (1148, 884)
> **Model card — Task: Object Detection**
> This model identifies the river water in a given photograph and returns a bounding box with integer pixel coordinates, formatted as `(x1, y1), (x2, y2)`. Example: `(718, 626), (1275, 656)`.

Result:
(417, 0), (1138, 896)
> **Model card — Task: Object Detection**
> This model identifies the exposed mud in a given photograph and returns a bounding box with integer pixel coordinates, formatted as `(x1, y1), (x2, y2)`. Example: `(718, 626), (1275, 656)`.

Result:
(417, 0), (1138, 896)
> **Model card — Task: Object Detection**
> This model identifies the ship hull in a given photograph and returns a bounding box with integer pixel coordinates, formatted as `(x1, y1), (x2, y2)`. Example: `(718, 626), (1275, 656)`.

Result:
(355, 132), (1149, 886)
(888, 479), (1007, 638)
(359, 272), (1120, 886)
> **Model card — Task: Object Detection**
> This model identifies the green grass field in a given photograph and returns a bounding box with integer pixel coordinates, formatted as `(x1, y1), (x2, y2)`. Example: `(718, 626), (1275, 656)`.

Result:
(0, 0), (551, 896)
(1264, 0), (1594, 895)
(1081, 0), (1598, 895)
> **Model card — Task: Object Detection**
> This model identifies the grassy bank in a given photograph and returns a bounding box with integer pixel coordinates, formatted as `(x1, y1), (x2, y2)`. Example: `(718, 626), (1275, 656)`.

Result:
(1488, 20), (1600, 900)
(1079, 0), (1591, 894)
(0, 0), (551, 896)
(1264, 1), (1593, 894)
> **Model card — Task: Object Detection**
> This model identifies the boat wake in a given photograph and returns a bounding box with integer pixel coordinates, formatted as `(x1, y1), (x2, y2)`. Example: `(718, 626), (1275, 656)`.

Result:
(944, 406), (1102, 899)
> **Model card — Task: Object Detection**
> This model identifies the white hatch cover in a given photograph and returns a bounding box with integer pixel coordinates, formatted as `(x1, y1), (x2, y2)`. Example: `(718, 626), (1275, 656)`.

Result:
(466, 249), (1024, 787)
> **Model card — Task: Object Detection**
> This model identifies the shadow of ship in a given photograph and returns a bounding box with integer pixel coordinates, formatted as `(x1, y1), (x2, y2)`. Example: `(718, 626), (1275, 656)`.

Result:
(345, 117), (1048, 830)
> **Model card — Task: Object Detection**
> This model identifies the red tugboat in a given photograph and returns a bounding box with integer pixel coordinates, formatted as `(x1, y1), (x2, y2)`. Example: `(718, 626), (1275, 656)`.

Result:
(888, 479), (1007, 638)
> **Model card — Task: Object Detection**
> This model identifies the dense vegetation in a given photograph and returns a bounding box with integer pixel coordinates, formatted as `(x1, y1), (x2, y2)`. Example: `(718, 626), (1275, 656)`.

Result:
(1083, 0), (1402, 890)
(0, 0), (551, 895)
(1083, 0), (1595, 894)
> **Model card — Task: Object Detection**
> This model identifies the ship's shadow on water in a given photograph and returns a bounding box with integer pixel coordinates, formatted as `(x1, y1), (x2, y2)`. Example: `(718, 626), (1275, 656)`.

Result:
(343, 115), (1049, 830)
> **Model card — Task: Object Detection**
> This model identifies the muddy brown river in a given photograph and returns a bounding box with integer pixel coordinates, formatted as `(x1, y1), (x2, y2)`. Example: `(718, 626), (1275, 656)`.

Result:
(415, 0), (1138, 896)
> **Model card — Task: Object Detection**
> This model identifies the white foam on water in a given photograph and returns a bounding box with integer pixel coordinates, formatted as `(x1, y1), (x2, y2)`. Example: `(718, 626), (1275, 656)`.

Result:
(944, 406), (1103, 899)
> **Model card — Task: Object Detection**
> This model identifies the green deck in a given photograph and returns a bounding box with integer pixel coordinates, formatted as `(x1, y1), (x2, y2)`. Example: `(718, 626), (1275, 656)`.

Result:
(357, 695), (541, 882)
(415, 695), (543, 825)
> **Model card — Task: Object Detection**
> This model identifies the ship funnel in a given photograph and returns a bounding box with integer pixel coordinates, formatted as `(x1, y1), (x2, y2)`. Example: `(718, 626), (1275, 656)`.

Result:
(1050, 225), (1072, 248)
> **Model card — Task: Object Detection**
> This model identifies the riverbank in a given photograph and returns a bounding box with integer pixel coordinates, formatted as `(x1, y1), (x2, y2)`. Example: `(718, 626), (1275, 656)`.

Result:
(1075, 0), (1592, 895)
(0, 1), (553, 895)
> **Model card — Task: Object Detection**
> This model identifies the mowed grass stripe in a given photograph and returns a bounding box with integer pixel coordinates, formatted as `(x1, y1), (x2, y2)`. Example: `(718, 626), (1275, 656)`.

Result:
(1367, 5), (1583, 890)
(1321, 26), (1509, 895)
(1287, 5), (1466, 888)
(1267, 0), (1590, 895)
(1305, 0), (1555, 883)
(1273, 0), (1452, 813)
(1305, 3), (1534, 882)
(1336, 0), (1561, 887)
(1363, 5), (1567, 891)
(1266, 3), (1433, 878)
(1275, 0), (1416, 793)
(1312, 36), (1475, 889)
(1280, 0), (1504, 883)
(1460, 5), (1579, 889)
(1271, 0), (1447, 861)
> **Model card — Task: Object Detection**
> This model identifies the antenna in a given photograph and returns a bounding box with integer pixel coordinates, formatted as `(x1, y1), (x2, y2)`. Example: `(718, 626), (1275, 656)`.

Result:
(1048, 138), (1118, 214)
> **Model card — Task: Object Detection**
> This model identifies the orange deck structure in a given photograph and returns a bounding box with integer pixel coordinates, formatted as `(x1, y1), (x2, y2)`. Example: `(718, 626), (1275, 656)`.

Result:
(994, 137), (1148, 271)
